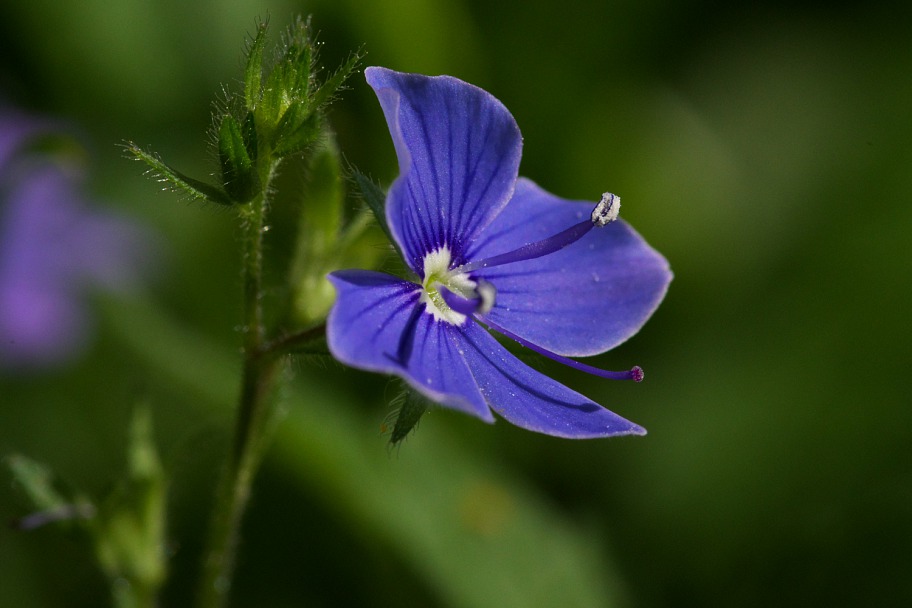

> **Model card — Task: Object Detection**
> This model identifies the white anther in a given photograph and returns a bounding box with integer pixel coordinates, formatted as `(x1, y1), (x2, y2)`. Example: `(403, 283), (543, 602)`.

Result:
(591, 192), (621, 227)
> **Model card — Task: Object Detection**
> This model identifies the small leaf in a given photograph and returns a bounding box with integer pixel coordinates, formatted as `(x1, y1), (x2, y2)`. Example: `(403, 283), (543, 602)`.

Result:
(124, 142), (233, 205)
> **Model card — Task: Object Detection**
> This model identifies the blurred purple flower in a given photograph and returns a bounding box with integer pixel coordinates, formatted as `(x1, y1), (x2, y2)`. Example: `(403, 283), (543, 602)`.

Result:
(0, 110), (151, 369)
(327, 68), (671, 439)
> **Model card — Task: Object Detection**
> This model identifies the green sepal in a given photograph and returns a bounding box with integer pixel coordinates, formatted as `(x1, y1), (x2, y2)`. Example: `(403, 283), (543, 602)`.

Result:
(257, 17), (314, 140)
(244, 19), (268, 112)
(270, 103), (322, 157)
(385, 386), (430, 447)
(242, 110), (258, 162)
(218, 114), (261, 203)
(124, 142), (233, 205)
(310, 50), (363, 110)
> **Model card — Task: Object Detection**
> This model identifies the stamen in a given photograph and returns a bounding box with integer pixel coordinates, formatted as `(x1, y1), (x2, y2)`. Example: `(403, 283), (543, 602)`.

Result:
(439, 279), (496, 316)
(454, 193), (621, 274)
(481, 316), (644, 382)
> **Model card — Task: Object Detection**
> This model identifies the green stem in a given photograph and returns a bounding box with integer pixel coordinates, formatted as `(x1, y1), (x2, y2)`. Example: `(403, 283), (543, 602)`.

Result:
(196, 355), (281, 608)
(196, 176), (282, 608)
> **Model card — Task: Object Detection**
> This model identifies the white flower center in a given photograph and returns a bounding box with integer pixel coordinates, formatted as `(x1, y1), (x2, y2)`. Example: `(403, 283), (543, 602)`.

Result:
(419, 246), (476, 325)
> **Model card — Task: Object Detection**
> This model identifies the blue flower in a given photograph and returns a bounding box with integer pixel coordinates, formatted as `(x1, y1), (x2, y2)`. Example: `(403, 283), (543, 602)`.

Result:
(0, 109), (152, 370)
(327, 68), (671, 438)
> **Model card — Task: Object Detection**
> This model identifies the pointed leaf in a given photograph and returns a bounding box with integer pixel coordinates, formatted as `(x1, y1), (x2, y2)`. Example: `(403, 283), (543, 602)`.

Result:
(124, 142), (233, 205)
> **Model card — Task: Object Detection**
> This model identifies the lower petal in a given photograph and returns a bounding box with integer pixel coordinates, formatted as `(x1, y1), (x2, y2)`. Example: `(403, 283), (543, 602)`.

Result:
(458, 322), (646, 438)
(327, 270), (493, 422)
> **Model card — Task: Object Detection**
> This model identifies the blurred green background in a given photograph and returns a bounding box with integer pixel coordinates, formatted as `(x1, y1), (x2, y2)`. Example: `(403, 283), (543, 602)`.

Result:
(2, 0), (910, 606)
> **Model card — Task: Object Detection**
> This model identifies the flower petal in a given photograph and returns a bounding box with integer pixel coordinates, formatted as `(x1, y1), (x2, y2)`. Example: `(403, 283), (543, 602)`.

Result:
(365, 67), (522, 273)
(470, 178), (672, 357)
(327, 270), (493, 422)
(0, 110), (52, 170)
(1, 161), (151, 368)
(458, 322), (645, 438)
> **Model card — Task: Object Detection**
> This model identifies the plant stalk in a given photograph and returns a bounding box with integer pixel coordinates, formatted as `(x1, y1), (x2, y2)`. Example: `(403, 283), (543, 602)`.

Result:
(195, 183), (282, 608)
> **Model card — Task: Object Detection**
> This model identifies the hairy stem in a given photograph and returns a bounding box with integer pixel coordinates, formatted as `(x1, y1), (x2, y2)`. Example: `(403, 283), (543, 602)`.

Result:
(196, 355), (281, 608)
(196, 170), (283, 608)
